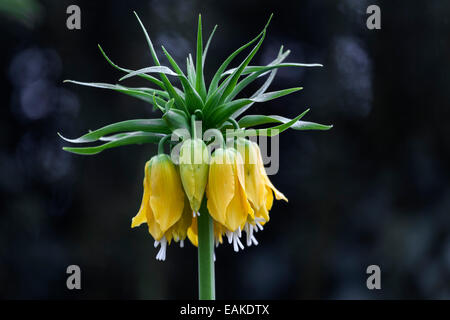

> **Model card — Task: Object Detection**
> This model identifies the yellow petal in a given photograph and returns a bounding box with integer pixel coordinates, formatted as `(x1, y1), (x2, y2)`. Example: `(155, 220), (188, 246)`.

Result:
(187, 216), (198, 247)
(236, 139), (266, 211)
(167, 196), (193, 242)
(206, 149), (235, 226)
(150, 154), (185, 232)
(224, 151), (253, 231)
(131, 161), (151, 228)
(254, 142), (288, 202)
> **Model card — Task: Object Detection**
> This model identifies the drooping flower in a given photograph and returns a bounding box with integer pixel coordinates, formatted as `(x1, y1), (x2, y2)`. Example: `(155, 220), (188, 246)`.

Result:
(179, 138), (210, 214)
(131, 154), (187, 260)
(205, 147), (254, 250)
(235, 138), (288, 246)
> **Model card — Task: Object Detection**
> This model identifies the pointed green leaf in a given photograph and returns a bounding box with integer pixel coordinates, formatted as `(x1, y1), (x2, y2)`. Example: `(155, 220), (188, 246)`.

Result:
(208, 87), (303, 126)
(238, 112), (333, 131)
(58, 119), (170, 144)
(221, 62), (323, 77)
(62, 132), (165, 155)
(134, 11), (185, 109)
(207, 18), (268, 97)
(64, 80), (167, 110)
(195, 14), (207, 99)
(161, 46), (204, 113)
(186, 54), (196, 85)
(203, 24), (218, 67)
(97, 45), (165, 89)
(119, 66), (178, 80)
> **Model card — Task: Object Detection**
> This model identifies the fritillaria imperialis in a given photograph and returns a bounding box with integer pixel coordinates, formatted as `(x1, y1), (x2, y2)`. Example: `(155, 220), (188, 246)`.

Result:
(59, 12), (332, 299)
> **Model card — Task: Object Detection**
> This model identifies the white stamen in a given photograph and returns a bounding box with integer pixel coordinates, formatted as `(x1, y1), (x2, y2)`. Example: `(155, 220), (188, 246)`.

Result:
(155, 236), (167, 261)
(180, 240), (184, 248)
(244, 223), (260, 247)
(256, 221), (264, 231)
(226, 231), (233, 244)
(193, 210), (201, 217)
(227, 230), (245, 252)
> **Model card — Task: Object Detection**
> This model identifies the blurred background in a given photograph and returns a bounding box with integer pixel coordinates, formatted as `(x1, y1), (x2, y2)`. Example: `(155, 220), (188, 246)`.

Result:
(0, 0), (449, 299)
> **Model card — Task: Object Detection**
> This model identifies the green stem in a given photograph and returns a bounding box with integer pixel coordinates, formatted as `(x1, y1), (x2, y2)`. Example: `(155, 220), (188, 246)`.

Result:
(197, 199), (215, 300)
(191, 114), (197, 139)
(158, 135), (171, 154)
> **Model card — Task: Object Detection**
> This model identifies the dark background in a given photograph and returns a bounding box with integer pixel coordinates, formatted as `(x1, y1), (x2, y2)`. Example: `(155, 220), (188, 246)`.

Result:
(0, 0), (449, 299)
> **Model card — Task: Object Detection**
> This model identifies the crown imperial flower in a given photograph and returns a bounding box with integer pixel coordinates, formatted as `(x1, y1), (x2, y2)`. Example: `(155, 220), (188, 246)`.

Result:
(131, 154), (188, 260)
(206, 148), (253, 232)
(59, 11), (332, 298)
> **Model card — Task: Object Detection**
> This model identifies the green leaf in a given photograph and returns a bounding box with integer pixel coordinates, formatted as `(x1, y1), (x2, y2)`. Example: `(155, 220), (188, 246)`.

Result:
(208, 87), (303, 126)
(58, 119), (170, 144)
(186, 54), (196, 85)
(161, 46), (204, 113)
(164, 98), (175, 112)
(238, 112), (333, 131)
(134, 11), (185, 109)
(221, 62), (323, 77)
(195, 14), (207, 100)
(97, 44), (165, 89)
(203, 24), (218, 67)
(206, 17), (268, 97)
(228, 112), (307, 137)
(162, 108), (190, 132)
(217, 29), (267, 105)
(226, 48), (291, 104)
(119, 66), (178, 80)
(62, 132), (165, 155)
(64, 80), (167, 110)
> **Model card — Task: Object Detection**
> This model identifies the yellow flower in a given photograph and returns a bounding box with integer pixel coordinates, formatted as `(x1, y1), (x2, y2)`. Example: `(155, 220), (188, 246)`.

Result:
(235, 138), (288, 247)
(236, 138), (287, 222)
(179, 138), (210, 213)
(206, 147), (253, 233)
(131, 154), (186, 260)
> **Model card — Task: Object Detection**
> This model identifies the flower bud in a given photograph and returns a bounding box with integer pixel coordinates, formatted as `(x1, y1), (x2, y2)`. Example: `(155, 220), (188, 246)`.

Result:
(179, 138), (210, 212)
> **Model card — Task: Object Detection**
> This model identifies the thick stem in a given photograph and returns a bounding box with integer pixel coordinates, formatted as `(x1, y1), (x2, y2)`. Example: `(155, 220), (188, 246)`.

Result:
(197, 199), (215, 300)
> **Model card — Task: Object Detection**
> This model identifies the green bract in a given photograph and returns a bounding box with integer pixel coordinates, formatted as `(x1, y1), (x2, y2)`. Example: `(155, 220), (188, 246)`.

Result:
(59, 12), (332, 155)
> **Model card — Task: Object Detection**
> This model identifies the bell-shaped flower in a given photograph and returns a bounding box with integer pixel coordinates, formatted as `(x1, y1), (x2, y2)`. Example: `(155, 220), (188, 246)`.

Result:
(206, 148), (253, 233)
(131, 154), (186, 260)
(235, 138), (288, 247)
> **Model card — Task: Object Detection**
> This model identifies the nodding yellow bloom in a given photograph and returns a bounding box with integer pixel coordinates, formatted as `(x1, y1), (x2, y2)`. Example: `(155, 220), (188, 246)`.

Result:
(179, 139), (210, 213)
(131, 154), (186, 260)
(206, 147), (253, 235)
(235, 138), (288, 247)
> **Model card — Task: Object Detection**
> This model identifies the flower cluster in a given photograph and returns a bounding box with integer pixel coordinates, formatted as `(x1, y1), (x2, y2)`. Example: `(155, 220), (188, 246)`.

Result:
(59, 13), (331, 261)
(131, 137), (287, 260)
